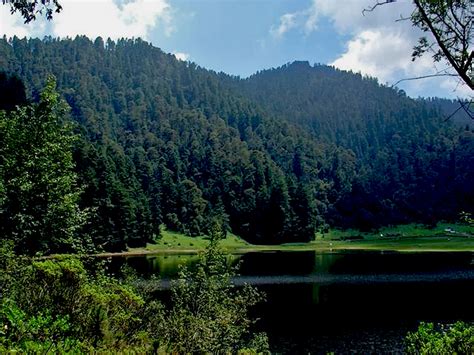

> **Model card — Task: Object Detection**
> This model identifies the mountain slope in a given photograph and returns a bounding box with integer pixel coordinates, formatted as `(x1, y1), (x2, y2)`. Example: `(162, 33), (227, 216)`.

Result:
(0, 37), (472, 250)
(234, 61), (473, 227)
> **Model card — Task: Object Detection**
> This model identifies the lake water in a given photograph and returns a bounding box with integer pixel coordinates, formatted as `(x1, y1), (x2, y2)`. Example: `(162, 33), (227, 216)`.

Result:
(110, 250), (474, 353)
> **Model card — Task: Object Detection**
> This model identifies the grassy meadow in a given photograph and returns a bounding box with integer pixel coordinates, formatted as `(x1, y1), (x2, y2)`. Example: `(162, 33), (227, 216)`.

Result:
(101, 223), (474, 257)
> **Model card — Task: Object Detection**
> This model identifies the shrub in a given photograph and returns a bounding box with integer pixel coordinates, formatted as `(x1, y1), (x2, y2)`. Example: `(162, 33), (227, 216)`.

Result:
(0, 251), (162, 352)
(161, 224), (269, 353)
(406, 321), (474, 354)
(0, 228), (268, 353)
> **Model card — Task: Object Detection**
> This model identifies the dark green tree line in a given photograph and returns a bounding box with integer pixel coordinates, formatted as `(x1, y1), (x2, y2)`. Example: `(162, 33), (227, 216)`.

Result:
(0, 37), (472, 249)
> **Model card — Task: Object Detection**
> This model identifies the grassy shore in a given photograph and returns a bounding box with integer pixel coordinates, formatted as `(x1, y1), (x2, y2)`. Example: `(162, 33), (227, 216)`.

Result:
(98, 223), (474, 257)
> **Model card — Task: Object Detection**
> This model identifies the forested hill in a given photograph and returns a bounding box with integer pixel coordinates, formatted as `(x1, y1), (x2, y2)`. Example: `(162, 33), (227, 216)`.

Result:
(234, 62), (474, 228)
(0, 37), (472, 251)
(235, 61), (455, 156)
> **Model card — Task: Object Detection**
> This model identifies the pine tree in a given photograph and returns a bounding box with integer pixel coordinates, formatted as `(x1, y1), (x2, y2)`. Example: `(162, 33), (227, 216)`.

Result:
(0, 77), (85, 255)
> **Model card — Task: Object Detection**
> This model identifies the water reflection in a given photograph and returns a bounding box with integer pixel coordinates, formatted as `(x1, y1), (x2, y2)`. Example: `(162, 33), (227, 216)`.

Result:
(120, 253), (241, 278)
(116, 250), (473, 280)
(110, 250), (473, 352)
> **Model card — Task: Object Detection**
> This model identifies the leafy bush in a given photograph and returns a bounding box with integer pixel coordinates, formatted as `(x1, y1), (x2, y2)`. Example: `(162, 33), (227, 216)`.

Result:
(406, 321), (474, 354)
(161, 224), (268, 353)
(0, 228), (268, 353)
(0, 248), (162, 352)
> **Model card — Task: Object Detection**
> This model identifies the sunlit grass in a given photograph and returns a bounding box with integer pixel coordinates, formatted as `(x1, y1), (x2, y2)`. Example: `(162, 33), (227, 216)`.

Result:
(326, 236), (474, 252)
(144, 227), (250, 251)
(120, 222), (473, 256)
(315, 223), (473, 240)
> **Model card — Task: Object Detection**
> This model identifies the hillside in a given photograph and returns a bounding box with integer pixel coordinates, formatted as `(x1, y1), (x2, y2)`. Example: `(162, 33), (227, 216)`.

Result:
(235, 62), (474, 227)
(0, 37), (472, 250)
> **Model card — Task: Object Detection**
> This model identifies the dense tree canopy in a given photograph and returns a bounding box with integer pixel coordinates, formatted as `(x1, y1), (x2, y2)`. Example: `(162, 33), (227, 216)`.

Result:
(238, 61), (474, 228)
(0, 37), (472, 251)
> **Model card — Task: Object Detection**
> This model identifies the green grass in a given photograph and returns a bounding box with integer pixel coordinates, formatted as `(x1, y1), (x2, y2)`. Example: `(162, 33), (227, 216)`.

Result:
(316, 223), (473, 240)
(117, 223), (473, 256)
(131, 228), (250, 253)
(323, 236), (474, 252)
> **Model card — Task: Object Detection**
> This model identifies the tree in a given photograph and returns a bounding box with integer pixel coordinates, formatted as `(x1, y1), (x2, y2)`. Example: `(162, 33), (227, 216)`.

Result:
(176, 179), (207, 236)
(411, 0), (473, 91)
(2, 0), (62, 23)
(365, 0), (473, 91)
(0, 76), (85, 255)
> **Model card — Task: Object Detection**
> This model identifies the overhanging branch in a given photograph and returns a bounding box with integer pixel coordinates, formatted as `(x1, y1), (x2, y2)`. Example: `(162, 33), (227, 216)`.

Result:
(362, 0), (396, 16)
(413, 0), (474, 90)
(391, 73), (458, 88)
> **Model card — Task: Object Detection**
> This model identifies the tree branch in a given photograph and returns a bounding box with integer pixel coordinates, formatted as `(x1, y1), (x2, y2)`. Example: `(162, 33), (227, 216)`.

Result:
(391, 73), (458, 88)
(362, 0), (396, 16)
(444, 100), (465, 122)
(463, 50), (473, 72)
(413, 0), (474, 90)
(458, 98), (474, 120)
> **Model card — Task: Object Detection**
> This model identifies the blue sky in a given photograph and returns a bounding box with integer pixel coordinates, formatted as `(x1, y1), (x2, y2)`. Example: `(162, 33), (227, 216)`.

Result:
(151, 0), (348, 77)
(0, 0), (471, 99)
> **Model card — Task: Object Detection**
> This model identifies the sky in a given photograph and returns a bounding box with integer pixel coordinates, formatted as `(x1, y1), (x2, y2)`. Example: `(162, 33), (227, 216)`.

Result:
(0, 0), (471, 99)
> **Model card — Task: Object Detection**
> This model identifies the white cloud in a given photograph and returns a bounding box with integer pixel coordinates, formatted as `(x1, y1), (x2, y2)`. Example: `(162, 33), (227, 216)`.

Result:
(272, 0), (414, 38)
(331, 29), (424, 83)
(172, 51), (189, 61)
(0, 9), (28, 38)
(0, 5), (46, 38)
(270, 0), (470, 98)
(0, 0), (174, 41)
(304, 6), (319, 35)
(270, 13), (298, 38)
(331, 29), (471, 97)
(271, 0), (425, 84)
(304, 0), (415, 35)
(438, 76), (473, 98)
(53, 0), (172, 40)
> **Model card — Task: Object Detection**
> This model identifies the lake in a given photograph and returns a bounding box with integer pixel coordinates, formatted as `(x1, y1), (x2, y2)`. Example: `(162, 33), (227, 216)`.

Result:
(110, 250), (474, 353)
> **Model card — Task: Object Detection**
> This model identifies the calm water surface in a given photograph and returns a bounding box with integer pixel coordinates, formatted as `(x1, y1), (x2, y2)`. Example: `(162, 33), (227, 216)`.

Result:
(111, 251), (474, 353)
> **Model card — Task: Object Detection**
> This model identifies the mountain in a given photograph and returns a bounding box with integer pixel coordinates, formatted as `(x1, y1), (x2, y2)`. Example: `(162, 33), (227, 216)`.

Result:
(0, 37), (472, 250)
(233, 61), (474, 227)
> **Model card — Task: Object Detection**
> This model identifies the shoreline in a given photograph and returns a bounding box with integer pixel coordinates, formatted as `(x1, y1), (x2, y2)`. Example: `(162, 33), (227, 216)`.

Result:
(98, 238), (474, 258)
(93, 223), (474, 257)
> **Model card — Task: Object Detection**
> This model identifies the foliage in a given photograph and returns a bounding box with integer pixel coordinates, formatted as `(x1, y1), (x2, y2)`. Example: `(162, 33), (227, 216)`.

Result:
(460, 211), (474, 226)
(411, 0), (473, 91)
(0, 247), (164, 352)
(0, 226), (267, 353)
(161, 223), (269, 353)
(239, 61), (474, 230)
(0, 76), (86, 255)
(1, 0), (62, 23)
(405, 321), (474, 354)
